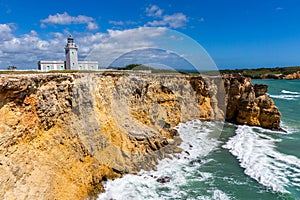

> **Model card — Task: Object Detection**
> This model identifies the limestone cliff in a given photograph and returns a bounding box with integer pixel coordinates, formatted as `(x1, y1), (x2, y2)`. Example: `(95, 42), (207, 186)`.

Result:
(0, 72), (281, 199)
(223, 74), (281, 130)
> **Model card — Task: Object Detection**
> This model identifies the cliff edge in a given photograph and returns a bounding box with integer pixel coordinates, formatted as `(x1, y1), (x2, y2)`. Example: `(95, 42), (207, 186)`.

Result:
(0, 72), (281, 199)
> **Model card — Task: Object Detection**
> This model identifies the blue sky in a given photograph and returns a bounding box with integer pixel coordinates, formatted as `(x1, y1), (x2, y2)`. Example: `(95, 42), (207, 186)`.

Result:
(0, 0), (300, 70)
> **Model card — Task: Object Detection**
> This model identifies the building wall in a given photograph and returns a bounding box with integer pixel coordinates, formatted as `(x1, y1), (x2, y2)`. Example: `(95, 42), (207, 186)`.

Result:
(38, 61), (98, 71)
(38, 61), (65, 71)
(78, 61), (99, 70)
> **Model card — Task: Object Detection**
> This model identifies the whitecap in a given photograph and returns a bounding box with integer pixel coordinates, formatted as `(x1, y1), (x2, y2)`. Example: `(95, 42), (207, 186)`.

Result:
(223, 125), (300, 193)
(281, 90), (300, 95)
(269, 94), (300, 100)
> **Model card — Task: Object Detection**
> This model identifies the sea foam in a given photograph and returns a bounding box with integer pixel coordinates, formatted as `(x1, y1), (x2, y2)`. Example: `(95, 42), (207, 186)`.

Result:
(98, 120), (231, 200)
(223, 125), (300, 193)
(268, 90), (300, 100)
(281, 90), (300, 95)
(269, 94), (300, 100)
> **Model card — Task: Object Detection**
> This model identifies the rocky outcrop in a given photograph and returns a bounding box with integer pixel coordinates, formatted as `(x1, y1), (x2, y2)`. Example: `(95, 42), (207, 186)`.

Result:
(224, 74), (281, 130)
(285, 71), (300, 79)
(0, 72), (281, 199)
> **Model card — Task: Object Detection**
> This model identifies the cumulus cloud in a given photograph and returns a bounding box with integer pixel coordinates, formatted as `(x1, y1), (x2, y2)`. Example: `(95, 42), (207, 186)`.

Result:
(0, 26), (67, 69)
(147, 13), (188, 28)
(145, 5), (163, 17)
(84, 27), (167, 67)
(87, 22), (99, 30)
(0, 24), (11, 33)
(0, 24), (14, 41)
(40, 12), (98, 30)
(145, 5), (188, 28)
(0, 25), (168, 69)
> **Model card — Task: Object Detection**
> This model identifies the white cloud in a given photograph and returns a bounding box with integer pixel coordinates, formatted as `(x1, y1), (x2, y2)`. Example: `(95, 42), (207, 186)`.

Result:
(0, 26), (215, 72)
(40, 12), (98, 30)
(0, 24), (11, 33)
(0, 28), (66, 69)
(87, 22), (99, 30)
(145, 5), (188, 28)
(109, 20), (124, 26)
(83, 27), (167, 67)
(41, 12), (93, 24)
(145, 5), (163, 17)
(0, 24), (13, 41)
(0, 26), (168, 69)
(108, 20), (138, 27)
(147, 13), (188, 28)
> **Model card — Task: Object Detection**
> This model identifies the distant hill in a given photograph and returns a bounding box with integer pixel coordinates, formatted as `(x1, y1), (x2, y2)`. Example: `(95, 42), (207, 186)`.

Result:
(117, 64), (184, 74)
(201, 66), (300, 79)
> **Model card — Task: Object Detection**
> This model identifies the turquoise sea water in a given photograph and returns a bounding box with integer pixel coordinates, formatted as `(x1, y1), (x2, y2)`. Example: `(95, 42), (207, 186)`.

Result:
(98, 79), (300, 200)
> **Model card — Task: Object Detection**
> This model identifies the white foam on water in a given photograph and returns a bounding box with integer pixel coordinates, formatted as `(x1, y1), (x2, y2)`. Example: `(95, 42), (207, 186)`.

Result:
(269, 94), (300, 100)
(223, 125), (300, 193)
(97, 120), (232, 200)
(212, 189), (231, 200)
(280, 121), (300, 134)
(268, 90), (300, 100)
(281, 90), (300, 95)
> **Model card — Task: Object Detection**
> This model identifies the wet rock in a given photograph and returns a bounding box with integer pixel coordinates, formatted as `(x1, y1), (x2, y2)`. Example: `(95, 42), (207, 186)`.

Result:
(156, 176), (171, 183)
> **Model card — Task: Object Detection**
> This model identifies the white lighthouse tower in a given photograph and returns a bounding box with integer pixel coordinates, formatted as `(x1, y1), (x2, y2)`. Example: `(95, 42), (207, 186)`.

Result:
(65, 35), (78, 70)
(38, 35), (98, 71)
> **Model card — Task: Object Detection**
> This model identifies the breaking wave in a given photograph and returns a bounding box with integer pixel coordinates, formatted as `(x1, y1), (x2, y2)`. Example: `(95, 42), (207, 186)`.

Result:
(97, 120), (232, 200)
(281, 90), (300, 95)
(223, 125), (300, 194)
(268, 90), (300, 100)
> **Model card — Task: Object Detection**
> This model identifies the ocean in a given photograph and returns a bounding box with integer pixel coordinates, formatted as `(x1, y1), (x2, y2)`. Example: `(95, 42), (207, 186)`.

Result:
(97, 79), (300, 200)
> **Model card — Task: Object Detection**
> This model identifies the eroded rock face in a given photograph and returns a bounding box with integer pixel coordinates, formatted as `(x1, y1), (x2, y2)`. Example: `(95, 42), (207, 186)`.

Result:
(223, 74), (281, 130)
(0, 72), (281, 199)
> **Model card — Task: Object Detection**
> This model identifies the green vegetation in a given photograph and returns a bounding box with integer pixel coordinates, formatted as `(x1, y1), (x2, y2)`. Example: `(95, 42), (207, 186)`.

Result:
(1, 65), (299, 78)
(198, 66), (300, 78)
(118, 64), (188, 74)
(7, 66), (17, 70)
(118, 64), (150, 70)
(219, 66), (300, 79)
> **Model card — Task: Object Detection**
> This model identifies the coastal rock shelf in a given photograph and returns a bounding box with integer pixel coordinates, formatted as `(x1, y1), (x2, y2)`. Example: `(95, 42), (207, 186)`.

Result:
(0, 72), (281, 199)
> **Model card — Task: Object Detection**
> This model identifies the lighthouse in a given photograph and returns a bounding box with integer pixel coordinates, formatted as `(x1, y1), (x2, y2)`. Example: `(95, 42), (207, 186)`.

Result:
(65, 35), (78, 70)
(38, 35), (98, 71)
